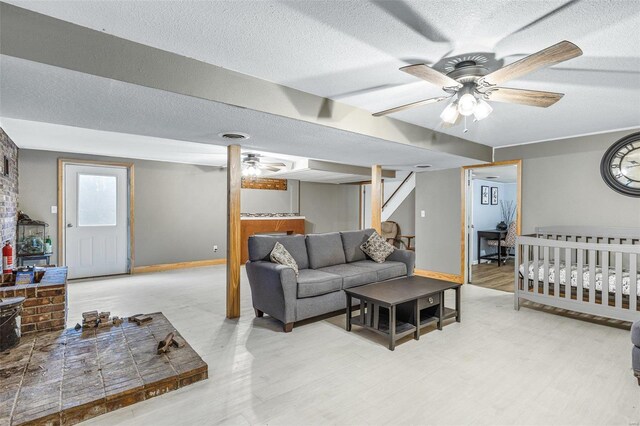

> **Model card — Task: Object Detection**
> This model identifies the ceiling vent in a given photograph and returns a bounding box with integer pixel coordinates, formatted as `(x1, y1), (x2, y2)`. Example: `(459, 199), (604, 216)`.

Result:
(218, 132), (249, 140)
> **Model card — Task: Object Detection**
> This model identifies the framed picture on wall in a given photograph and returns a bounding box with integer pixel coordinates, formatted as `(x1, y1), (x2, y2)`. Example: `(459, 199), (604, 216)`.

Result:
(481, 186), (489, 205)
(491, 187), (498, 205)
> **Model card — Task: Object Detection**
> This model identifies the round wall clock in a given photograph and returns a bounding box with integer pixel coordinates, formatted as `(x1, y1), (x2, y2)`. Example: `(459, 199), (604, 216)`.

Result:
(600, 132), (640, 197)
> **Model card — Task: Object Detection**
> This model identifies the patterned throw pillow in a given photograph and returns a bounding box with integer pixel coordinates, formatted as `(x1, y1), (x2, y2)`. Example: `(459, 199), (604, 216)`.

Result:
(269, 242), (299, 276)
(360, 231), (395, 263)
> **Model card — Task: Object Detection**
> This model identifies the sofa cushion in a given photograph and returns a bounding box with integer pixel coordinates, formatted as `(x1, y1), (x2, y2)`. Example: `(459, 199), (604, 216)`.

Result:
(296, 269), (343, 299)
(248, 234), (309, 270)
(340, 229), (375, 263)
(350, 260), (407, 281)
(306, 232), (347, 269)
(318, 264), (378, 290)
(270, 242), (299, 276)
(360, 232), (395, 263)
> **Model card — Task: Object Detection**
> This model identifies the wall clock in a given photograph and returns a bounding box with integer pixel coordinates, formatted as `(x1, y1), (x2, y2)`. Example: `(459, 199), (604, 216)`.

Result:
(600, 132), (640, 197)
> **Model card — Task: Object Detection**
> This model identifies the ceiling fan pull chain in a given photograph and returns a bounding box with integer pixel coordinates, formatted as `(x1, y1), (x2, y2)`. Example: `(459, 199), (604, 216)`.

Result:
(464, 116), (469, 133)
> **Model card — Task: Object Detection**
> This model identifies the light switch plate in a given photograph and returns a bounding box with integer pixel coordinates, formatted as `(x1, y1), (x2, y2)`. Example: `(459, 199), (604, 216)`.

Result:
(420, 210), (426, 218)
(51, 206), (58, 214)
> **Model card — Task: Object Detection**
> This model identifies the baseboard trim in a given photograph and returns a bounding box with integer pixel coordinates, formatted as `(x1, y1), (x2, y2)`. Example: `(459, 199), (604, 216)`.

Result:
(133, 259), (226, 274)
(415, 269), (464, 284)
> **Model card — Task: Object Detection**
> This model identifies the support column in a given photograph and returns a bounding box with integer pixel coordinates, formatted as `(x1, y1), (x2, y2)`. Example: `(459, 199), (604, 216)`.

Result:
(226, 144), (241, 319)
(371, 165), (382, 234)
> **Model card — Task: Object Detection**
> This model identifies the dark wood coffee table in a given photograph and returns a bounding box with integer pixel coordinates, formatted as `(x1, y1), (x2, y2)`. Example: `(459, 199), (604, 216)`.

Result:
(344, 275), (461, 350)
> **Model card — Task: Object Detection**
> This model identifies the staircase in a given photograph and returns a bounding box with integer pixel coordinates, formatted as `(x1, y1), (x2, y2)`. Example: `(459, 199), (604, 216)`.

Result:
(382, 172), (415, 221)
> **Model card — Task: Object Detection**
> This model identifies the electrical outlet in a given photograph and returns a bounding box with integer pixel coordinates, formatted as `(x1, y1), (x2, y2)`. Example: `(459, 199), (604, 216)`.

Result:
(213, 245), (218, 253)
(420, 210), (426, 218)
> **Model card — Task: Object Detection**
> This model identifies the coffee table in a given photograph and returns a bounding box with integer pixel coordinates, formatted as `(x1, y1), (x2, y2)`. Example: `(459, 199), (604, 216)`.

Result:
(344, 275), (461, 350)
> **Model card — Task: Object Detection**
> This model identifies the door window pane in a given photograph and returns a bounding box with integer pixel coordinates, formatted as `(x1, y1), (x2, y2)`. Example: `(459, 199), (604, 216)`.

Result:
(78, 174), (117, 226)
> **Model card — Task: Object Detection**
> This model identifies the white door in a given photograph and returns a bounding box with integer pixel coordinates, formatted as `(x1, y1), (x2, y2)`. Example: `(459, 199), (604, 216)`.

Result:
(65, 164), (129, 279)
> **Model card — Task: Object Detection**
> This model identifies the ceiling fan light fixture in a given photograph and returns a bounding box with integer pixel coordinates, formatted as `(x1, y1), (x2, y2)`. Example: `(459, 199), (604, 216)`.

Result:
(473, 98), (493, 121)
(242, 164), (261, 177)
(440, 102), (459, 124)
(457, 93), (477, 116)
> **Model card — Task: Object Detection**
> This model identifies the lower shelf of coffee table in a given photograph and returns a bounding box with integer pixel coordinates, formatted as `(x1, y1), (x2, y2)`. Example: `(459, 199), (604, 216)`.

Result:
(350, 316), (416, 338)
(443, 307), (457, 320)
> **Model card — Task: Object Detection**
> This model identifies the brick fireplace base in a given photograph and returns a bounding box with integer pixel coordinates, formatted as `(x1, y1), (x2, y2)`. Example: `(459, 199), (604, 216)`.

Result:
(1, 272), (67, 334)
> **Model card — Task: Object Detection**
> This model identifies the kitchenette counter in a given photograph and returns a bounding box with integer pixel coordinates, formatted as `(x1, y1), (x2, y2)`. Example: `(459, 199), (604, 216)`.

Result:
(241, 216), (305, 220)
(240, 214), (306, 262)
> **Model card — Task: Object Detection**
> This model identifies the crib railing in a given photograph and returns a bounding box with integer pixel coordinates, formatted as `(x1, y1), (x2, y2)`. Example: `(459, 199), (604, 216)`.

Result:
(515, 228), (640, 322)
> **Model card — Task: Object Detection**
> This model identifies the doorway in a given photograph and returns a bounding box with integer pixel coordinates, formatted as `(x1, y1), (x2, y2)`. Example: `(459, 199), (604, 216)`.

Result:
(462, 160), (521, 291)
(59, 160), (134, 279)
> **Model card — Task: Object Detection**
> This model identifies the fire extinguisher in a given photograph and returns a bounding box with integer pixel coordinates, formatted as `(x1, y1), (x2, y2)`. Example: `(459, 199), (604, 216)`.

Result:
(2, 241), (14, 274)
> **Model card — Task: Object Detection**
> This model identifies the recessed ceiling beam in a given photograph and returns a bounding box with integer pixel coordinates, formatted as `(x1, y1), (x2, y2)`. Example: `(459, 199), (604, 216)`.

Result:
(0, 3), (492, 163)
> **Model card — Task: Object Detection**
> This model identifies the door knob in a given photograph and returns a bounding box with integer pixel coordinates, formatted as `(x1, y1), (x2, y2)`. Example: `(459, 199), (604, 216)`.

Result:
(67, 223), (73, 228)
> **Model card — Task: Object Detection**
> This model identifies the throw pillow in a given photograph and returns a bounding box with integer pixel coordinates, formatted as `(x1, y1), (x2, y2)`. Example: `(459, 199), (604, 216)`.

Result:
(360, 231), (395, 263)
(269, 242), (299, 276)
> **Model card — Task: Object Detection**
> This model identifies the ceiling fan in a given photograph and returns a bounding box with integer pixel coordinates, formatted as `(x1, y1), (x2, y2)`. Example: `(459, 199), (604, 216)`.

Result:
(242, 153), (286, 177)
(373, 40), (583, 130)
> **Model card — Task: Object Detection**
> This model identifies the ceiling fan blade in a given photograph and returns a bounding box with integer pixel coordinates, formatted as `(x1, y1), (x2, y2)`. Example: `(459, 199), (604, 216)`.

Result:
(479, 40), (582, 87)
(261, 166), (281, 172)
(482, 87), (564, 107)
(400, 64), (462, 89)
(372, 96), (449, 117)
(260, 162), (287, 167)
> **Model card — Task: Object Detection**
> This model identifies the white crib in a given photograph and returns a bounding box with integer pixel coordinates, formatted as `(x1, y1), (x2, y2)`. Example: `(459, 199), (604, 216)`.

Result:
(515, 226), (640, 322)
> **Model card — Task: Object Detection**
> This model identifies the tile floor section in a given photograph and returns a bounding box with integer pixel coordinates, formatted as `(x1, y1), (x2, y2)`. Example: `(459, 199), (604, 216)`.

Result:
(64, 266), (638, 425)
(1, 313), (207, 425)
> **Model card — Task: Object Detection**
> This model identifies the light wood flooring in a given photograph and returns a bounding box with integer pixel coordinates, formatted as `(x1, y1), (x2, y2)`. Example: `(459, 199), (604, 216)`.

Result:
(67, 266), (639, 425)
(470, 262), (631, 329)
(471, 261), (515, 292)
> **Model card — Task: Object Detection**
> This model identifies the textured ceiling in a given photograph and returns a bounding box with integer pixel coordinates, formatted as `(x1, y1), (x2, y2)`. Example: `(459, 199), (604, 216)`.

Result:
(471, 165), (517, 183)
(0, 56), (472, 171)
(6, 0), (640, 146)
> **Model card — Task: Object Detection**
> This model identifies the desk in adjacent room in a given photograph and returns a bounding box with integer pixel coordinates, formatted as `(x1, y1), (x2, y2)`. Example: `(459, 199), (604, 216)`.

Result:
(477, 229), (507, 266)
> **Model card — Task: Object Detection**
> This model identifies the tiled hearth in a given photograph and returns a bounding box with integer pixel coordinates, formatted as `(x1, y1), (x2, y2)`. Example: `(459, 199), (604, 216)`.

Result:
(0, 312), (208, 426)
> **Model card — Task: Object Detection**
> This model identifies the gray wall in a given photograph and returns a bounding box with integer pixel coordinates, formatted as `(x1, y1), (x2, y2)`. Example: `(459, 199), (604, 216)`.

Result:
(241, 180), (299, 214)
(388, 189), (415, 236)
(413, 129), (640, 276)
(300, 182), (359, 233)
(414, 169), (461, 275)
(18, 149), (362, 267)
(495, 130), (640, 232)
(18, 149), (227, 266)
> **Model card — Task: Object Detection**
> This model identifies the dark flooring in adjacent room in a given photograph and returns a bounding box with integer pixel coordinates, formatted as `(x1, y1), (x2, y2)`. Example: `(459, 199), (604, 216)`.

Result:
(470, 261), (515, 292)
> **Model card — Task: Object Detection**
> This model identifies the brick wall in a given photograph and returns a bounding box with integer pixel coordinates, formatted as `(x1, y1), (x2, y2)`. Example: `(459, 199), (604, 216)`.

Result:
(1, 274), (67, 334)
(0, 127), (18, 248)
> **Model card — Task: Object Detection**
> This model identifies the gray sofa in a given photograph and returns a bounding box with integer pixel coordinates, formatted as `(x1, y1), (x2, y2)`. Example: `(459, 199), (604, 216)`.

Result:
(633, 320), (640, 385)
(246, 228), (415, 332)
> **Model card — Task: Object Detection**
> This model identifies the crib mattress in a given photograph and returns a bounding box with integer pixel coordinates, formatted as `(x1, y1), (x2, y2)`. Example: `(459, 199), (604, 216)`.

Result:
(518, 261), (640, 296)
